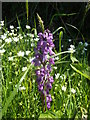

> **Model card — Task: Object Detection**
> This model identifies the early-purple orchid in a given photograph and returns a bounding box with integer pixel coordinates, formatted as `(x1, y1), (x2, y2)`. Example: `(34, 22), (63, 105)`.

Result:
(33, 29), (55, 109)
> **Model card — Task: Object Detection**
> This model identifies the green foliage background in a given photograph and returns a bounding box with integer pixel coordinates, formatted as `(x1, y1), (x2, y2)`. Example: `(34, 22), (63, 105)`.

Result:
(1, 2), (90, 119)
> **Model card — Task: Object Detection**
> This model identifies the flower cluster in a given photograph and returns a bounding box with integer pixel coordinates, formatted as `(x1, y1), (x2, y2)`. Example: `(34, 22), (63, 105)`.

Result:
(68, 44), (75, 53)
(33, 29), (55, 109)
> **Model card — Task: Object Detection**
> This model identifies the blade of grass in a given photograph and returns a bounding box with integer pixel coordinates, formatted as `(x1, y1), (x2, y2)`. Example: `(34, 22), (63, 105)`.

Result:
(16, 15), (23, 35)
(66, 23), (85, 42)
(70, 64), (90, 80)
(50, 13), (77, 26)
(55, 61), (70, 65)
(50, 51), (72, 58)
(2, 64), (31, 116)
(59, 31), (63, 59)
(52, 27), (65, 35)
(26, 0), (29, 24)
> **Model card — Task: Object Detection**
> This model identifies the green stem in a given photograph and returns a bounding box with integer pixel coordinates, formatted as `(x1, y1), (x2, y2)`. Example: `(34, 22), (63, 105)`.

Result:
(26, 0), (29, 24)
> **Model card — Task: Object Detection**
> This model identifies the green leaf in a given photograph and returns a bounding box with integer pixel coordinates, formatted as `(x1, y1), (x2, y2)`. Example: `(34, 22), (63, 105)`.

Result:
(56, 110), (63, 118)
(39, 113), (52, 118)
(59, 31), (63, 59)
(39, 111), (57, 119)
(70, 55), (79, 63)
(70, 64), (90, 80)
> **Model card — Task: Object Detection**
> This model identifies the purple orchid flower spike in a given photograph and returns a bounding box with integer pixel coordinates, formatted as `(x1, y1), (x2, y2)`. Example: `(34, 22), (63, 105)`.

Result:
(33, 29), (55, 110)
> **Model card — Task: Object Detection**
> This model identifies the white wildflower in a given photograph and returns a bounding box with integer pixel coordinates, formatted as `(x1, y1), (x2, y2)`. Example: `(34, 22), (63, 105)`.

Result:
(6, 31), (9, 34)
(18, 34), (23, 39)
(15, 84), (21, 88)
(29, 57), (35, 62)
(8, 33), (13, 36)
(13, 37), (19, 42)
(79, 41), (83, 45)
(55, 73), (60, 79)
(0, 44), (5, 49)
(32, 79), (35, 83)
(54, 56), (59, 60)
(19, 86), (26, 91)
(10, 25), (14, 29)
(30, 34), (34, 38)
(84, 42), (88, 47)
(0, 49), (5, 54)
(25, 39), (29, 42)
(61, 45), (64, 48)
(60, 75), (63, 80)
(84, 48), (87, 51)
(68, 44), (75, 53)
(82, 50), (84, 54)
(22, 67), (27, 72)
(30, 38), (33, 42)
(1, 34), (7, 40)
(62, 86), (66, 92)
(68, 39), (72, 42)
(17, 51), (24, 57)
(53, 66), (57, 70)
(11, 30), (14, 33)
(8, 57), (13, 61)
(27, 33), (34, 38)
(26, 50), (31, 55)
(5, 38), (12, 43)
(71, 88), (76, 94)
(32, 114), (35, 118)
(82, 114), (88, 119)
(24, 35), (27, 37)
(26, 25), (31, 29)
(18, 35), (23, 39)
(17, 26), (20, 29)
(70, 45), (75, 49)
(31, 43), (35, 47)
(0, 21), (4, 26)
(9, 82), (12, 84)
(9, 52), (12, 56)
(34, 38), (39, 42)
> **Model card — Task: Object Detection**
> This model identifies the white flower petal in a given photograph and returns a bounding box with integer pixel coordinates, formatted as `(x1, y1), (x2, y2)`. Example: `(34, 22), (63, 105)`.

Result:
(34, 38), (39, 42)
(26, 25), (31, 29)
(22, 67), (27, 71)
(0, 49), (5, 54)
(26, 51), (31, 55)
(71, 88), (76, 94)
(19, 86), (26, 91)
(17, 51), (24, 57)
(5, 38), (12, 43)
(8, 57), (13, 61)
(10, 25), (14, 29)
(62, 86), (66, 92)
(55, 73), (60, 79)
